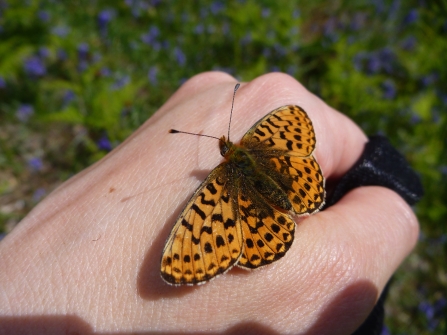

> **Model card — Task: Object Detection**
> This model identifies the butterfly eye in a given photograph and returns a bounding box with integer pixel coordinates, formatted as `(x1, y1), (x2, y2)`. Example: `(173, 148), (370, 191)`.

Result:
(220, 144), (229, 156)
(219, 137), (230, 157)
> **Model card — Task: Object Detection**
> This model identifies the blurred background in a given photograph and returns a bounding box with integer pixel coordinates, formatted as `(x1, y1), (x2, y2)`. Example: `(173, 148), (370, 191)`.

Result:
(0, 0), (445, 333)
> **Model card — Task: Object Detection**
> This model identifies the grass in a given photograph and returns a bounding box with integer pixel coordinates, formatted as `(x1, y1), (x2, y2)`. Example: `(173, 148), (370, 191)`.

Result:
(0, 0), (446, 333)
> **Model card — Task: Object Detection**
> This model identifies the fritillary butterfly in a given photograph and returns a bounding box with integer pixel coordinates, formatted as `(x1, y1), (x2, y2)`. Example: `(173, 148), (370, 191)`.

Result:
(161, 84), (325, 285)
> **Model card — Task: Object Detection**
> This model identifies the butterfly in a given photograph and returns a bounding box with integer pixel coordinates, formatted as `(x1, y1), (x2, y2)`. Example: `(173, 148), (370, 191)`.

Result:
(161, 84), (325, 285)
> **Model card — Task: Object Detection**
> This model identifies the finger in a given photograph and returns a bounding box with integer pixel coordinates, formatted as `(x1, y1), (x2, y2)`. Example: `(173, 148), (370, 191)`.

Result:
(294, 186), (419, 291)
(277, 186), (419, 333)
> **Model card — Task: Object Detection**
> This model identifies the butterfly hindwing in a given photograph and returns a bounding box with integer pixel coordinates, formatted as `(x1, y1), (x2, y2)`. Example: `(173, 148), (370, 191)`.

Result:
(237, 179), (295, 269)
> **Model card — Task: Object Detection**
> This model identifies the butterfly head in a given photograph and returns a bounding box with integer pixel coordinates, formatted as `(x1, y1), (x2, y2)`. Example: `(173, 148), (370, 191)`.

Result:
(219, 135), (234, 158)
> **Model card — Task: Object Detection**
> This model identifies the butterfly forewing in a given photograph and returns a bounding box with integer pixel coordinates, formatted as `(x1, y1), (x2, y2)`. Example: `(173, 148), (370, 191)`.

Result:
(241, 105), (316, 157)
(161, 164), (243, 285)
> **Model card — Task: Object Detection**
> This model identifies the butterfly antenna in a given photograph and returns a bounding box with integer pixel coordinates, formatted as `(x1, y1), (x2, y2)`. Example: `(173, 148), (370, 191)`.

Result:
(227, 83), (240, 141)
(168, 129), (220, 140)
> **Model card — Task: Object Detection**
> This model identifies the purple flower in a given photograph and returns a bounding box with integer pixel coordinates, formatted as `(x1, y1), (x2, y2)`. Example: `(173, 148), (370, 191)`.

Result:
(389, 0), (401, 14)
(262, 48), (271, 57)
(353, 52), (367, 71)
(57, 48), (68, 61)
(98, 9), (115, 31)
(125, 0), (149, 17)
(323, 17), (337, 37)
(380, 325), (391, 335)
(141, 25), (160, 45)
(100, 67), (112, 77)
(382, 79), (396, 99)
(261, 8), (271, 18)
(374, 0), (385, 13)
(194, 24), (204, 34)
(210, 1), (224, 14)
(360, 48), (396, 75)
(351, 12), (366, 31)
(241, 33), (252, 45)
(97, 134), (112, 151)
(174, 47), (186, 66)
(78, 61), (89, 72)
(410, 113), (422, 125)
(200, 7), (208, 18)
(0, 76), (5, 88)
(93, 52), (102, 63)
(78, 43), (89, 59)
(62, 90), (76, 107)
(400, 35), (417, 51)
(110, 75), (130, 90)
(51, 25), (69, 37)
(38, 47), (50, 58)
(404, 9), (418, 25)
(421, 73), (438, 87)
(434, 297), (447, 312)
(367, 54), (381, 74)
(419, 301), (435, 319)
(16, 104), (34, 122)
(286, 65), (297, 76)
(77, 43), (89, 72)
(148, 66), (157, 84)
(38, 10), (50, 22)
(23, 56), (46, 77)
(273, 43), (287, 56)
(418, 299), (445, 331)
(33, 188), (46, 202)
(141, 33), (152, 44)
(28, 157), (43, 172)
(378, 48), (395, 73)
(207, 24), (216, 34)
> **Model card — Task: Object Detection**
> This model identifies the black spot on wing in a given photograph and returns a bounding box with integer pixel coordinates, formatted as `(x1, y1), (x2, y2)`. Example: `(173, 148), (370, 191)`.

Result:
(204, 242), (213, 253)
(206, 183), (218, 195)
(192, 204), (206, 219)
(181, 219), (193, 231)
(216, 235), (225, 247)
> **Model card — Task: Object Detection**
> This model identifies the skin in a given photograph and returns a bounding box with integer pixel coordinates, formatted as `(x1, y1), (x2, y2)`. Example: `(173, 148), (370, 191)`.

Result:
(0, 72), (419, 335)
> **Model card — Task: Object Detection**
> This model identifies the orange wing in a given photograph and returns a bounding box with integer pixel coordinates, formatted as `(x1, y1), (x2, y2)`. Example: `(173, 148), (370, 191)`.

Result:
(236, 178), (295, 269)
(161, 164), (243, 285)
(241, 105), (317, 157)
(242, 105), (325, 214)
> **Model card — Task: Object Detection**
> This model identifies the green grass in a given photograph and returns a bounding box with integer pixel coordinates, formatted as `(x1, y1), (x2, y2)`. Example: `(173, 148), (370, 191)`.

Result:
(0, 0), (446, 333)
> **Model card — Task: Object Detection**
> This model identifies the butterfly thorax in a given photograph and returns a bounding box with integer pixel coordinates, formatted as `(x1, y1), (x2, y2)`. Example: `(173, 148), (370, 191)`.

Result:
(219, 136), (255, 170)
(219, 136), (292, 211)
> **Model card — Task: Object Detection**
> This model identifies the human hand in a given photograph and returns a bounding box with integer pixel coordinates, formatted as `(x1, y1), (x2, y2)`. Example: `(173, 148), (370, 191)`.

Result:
(0, 72), (419, 334)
